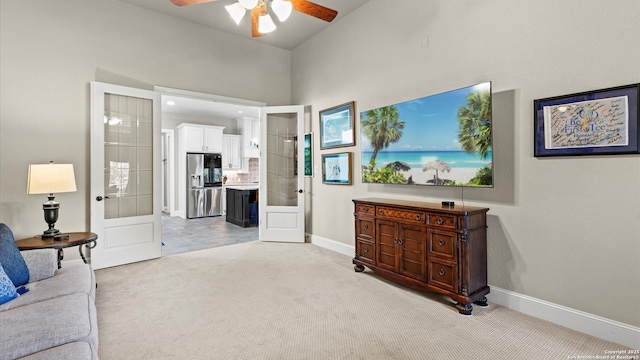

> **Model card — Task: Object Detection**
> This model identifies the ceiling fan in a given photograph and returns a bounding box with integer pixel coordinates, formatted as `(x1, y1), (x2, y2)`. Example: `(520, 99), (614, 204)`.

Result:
(170, 0), (338, 37)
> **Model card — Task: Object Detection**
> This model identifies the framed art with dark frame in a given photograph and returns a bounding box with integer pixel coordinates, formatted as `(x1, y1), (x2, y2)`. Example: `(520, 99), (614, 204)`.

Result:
(319, 101), (355, 149)
(322, 152), (352, 185)
(304, 132), (313, 177)
(534, 83), (640, 157)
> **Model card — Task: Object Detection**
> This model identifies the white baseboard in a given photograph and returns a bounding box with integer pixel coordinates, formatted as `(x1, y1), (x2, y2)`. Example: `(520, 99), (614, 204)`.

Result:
(310, 235), (640, 349)
(487, 286), (639, 349)
(309, 234), (354, 258)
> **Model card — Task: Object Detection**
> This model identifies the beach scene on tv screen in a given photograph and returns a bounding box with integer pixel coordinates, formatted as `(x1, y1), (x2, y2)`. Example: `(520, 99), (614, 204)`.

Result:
(360, 82), (493, 187)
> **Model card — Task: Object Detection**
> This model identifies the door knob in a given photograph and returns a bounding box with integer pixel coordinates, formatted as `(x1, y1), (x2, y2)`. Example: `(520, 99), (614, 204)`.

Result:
(298, 189), (303, 193)
(96, 196), (103, 201)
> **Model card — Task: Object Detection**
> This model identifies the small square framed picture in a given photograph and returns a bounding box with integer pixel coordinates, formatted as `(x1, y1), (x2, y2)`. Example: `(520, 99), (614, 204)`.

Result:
(321, 152), (352, 185)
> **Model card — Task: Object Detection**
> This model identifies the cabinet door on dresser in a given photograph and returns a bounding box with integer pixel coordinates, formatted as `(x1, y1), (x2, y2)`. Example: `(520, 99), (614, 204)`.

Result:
(375, 220), (426, 280)
(376, 219), (399, 272)
(398, 224), (427, 281)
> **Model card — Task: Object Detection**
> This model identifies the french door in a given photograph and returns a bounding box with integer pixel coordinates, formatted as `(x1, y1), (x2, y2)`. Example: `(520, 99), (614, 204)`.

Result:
(90, 82), (162, 269)
(259, 106), (305, 243)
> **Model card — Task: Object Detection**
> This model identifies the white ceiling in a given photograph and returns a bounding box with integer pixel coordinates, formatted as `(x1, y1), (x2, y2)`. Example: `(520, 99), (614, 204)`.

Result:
(118, 0), (370, 51)
(161, 94), (261, 119)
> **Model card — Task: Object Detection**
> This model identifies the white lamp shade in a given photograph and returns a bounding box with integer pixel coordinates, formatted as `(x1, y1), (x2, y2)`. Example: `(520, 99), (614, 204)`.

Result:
(225, 2), (247, 25)
(258, 13), (277, 34)
(271, 0), (292, 22)
(238, 0), (258, 10)
(27, 163), (77, 195)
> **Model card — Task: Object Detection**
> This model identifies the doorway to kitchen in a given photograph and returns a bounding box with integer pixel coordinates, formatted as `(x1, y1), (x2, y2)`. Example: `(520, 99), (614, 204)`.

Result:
(158, 87), (263, 256)
(161, 214), (257, 256)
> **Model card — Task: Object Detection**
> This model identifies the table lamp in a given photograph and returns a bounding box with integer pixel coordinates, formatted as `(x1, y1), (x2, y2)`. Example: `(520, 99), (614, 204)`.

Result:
(27, 162), (77, 239)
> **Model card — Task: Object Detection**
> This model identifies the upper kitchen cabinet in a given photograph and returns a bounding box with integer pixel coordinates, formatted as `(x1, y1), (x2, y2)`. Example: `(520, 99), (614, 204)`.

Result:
(236, 117), (260, 158)
(178, 124), (225, 153)
(222, 134), (242, 170)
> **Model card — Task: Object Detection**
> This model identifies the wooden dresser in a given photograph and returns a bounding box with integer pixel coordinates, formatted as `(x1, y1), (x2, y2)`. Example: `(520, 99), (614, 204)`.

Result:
(352, 198), (490, 315)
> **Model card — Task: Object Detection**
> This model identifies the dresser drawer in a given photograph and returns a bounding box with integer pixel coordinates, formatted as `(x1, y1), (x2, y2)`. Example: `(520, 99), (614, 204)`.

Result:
(427, 213), (457, 229)
(356, 204), (375, 215)
(427, 229), (456, 260)
(377, 206), (426, 224)
(356, 218), (374, 240)
(355, 239), (375, 265)
(428, 259), (458, 292)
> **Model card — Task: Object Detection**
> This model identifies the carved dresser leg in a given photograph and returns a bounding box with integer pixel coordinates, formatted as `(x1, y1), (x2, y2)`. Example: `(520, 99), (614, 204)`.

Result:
(354, 264), (365, 272)
(456, 302), (473, 315)
(474, 296), (488, 307)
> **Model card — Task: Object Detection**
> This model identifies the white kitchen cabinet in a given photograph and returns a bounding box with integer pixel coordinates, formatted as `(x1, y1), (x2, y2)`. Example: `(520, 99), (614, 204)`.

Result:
(236, 117), (260, 158)
(222, 134), (242, 170)
(178, 124), (224, 153)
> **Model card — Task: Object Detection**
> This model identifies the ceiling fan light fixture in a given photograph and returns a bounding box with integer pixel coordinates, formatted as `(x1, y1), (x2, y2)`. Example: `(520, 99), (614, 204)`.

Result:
(271, 0), (292, 22)
(238, 0), (258, 10)
(225, 2), (246, 25)
(258, 13), (277, 33)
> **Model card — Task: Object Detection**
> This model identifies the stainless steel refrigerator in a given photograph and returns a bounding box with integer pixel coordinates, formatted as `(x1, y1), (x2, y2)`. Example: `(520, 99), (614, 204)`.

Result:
(187, 153), (223, 218)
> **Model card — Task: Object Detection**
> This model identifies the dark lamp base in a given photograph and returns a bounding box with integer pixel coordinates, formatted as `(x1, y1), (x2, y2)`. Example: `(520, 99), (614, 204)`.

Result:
(42, 228), (61, 239)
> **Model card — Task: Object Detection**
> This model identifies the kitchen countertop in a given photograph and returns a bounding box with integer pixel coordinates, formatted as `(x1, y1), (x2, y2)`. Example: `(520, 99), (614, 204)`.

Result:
(225, 184), (259, 190)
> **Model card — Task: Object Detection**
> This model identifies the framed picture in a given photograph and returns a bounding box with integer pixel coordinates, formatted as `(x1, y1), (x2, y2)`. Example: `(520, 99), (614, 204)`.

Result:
(319, 101), (355, 149)
(534, 83), (640, 157)
(322, 152), (352, 185)
(304, 133), (313, 177)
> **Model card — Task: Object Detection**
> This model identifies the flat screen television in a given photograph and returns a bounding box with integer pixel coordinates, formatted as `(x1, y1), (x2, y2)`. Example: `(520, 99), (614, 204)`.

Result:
(360, 82), (493, 187)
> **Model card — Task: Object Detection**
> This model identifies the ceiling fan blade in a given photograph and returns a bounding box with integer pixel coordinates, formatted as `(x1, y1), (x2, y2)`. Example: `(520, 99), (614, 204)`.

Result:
(170, 0), (217, 6)
(291, 0), (338, 22)
(251, 6), (265, 37)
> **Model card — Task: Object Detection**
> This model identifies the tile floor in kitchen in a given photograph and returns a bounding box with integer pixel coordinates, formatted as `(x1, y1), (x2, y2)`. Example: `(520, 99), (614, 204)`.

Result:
(161, 213), (258, 257)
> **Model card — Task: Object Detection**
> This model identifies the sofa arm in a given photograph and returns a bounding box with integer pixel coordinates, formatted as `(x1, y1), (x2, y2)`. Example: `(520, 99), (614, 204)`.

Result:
(20, 249), (57, 282)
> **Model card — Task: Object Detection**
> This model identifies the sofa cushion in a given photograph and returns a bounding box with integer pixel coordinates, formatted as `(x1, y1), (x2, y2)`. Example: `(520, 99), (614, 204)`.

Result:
(0, 224), (29, 287)
(0, 293), (99, 360)
(21, 249), (57, 283)
(0, 262), (19, 305)
(18, 341), (96, 360)
(0, 264), (94, 312)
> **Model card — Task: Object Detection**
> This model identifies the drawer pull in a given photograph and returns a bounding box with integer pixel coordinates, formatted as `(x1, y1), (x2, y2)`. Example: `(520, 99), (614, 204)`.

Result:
(397, 239), (404, 245)
(379, 210), (383, 215)
(439, 269), (445, 276)
(362, 207), (369, 213)
(438, 239), (445, 246)
(436, 217), (444, 225)
(363, 247), (369, 253)
(416, 215), (421, 221)
(363, 224), (369, 230)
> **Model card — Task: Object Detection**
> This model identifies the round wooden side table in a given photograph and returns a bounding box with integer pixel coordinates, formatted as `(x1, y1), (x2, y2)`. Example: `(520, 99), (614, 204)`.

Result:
(16, 232), (98, 269)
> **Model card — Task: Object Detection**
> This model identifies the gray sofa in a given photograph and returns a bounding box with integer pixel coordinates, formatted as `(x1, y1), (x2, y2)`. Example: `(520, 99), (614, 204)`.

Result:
(0, 249), (98, 360)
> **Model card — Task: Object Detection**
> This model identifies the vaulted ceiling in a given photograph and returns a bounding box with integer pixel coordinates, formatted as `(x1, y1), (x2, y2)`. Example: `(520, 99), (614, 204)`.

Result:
(118, 0), (371, 50)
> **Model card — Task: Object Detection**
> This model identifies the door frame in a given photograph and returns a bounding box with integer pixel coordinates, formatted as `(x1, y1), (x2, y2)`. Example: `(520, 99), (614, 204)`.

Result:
(154, 86), (266, 220)
(161, 129), (175, 216)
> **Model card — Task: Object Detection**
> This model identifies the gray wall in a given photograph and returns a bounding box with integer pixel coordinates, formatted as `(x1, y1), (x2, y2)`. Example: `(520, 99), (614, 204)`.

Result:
(292, 0), (640, 326)
(0, 1), (290, 241)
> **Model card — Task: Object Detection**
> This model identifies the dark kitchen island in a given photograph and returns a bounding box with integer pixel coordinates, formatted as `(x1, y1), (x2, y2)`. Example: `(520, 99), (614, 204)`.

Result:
(225, 185), (259, 228)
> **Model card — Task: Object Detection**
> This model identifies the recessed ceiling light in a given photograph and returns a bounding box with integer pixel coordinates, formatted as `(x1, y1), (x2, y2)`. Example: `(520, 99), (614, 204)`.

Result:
(238, 110), (243, 114)
(167, 101), (175, 106)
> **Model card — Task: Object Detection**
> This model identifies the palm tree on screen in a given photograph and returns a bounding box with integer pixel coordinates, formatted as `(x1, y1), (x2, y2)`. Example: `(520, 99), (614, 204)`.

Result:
(457, 90), (492, 159)
(361, 105), (405, 168)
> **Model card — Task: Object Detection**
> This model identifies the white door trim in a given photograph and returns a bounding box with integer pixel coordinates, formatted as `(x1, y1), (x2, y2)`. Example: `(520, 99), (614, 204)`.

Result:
(162, 129), (176, 216)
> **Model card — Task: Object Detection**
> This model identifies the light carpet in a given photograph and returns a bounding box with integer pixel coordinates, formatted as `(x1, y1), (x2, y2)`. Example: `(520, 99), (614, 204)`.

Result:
(95, 241), (629, 359)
